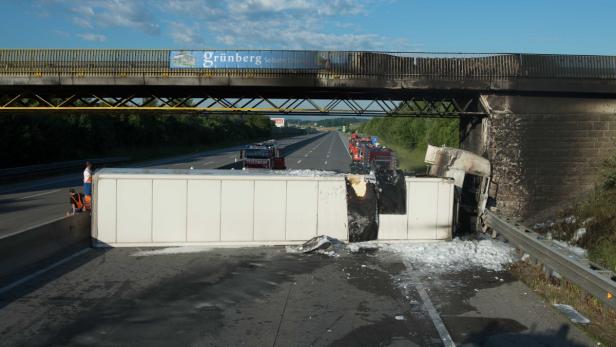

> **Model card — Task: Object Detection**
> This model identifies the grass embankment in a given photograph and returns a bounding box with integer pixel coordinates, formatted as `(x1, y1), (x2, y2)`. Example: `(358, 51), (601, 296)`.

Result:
(517, 151), (616, 345)
(511, 262), (616, 345)
(357, 117), (459, 174)
(377, 141), (427, 173)
(534, 153), (616, 272)
(537, 189), (616, 272)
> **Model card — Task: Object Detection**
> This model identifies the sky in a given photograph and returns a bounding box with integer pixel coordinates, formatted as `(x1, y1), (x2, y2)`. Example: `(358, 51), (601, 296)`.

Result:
(0, 0), (614, 54)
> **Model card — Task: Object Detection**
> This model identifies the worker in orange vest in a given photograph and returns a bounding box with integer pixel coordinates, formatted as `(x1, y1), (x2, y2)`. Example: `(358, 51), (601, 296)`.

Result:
(68, 189), (85, 216)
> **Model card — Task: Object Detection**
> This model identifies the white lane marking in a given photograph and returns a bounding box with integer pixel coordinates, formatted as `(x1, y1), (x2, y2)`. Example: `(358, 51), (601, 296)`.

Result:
(0, 248), (91, 295)
(337, 132), (352, 159)
(324, 160), (328, 165)
(201, 161), (215, 166)
(297, 160), (302, 164)
(18, 189), (62, 200)
(411, 271), (455, 346)
(304, 154), (309, 157)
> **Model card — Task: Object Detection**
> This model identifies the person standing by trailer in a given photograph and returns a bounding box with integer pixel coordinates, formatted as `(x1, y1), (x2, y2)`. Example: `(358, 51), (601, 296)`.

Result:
(83, 161), (93, 210)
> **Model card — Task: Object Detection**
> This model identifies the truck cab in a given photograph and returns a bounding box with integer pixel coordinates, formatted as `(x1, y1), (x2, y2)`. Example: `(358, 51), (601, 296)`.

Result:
(240, 141), (286, 170)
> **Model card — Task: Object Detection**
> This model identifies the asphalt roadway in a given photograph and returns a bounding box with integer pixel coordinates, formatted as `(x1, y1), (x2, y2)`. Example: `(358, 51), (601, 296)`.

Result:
(0, 246), (594, 346)
(0, 131), (597, 346)
(0, 131), (346, 237)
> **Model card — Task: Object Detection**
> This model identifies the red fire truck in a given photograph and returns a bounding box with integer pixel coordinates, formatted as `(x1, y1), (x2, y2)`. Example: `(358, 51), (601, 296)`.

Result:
(348, 133), (373, 162)
(348, 133), (397, 171)
(239, 141), (286, 170)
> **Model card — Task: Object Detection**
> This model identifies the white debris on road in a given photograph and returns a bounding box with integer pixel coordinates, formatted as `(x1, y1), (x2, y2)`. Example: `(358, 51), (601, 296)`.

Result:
(349, 239), (516, 271)
(286, 235), (344, 257)
(552, 240), (588, 257)
(131, 246), (213, 257)
(273, 169), (342, 177)
(553, 304), (591, 324)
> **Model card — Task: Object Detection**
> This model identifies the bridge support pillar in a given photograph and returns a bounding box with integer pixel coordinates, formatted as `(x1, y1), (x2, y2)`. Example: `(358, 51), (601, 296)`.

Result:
(477, 95), (616, 222)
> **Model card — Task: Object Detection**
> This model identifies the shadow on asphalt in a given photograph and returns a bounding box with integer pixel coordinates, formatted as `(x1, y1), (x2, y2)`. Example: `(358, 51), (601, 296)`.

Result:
(464, 323), (587, 347)
(0, 248), (109, 310)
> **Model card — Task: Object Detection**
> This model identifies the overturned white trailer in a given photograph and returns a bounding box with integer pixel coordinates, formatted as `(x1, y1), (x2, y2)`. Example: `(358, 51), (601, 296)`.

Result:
(91, 169), (454, 247)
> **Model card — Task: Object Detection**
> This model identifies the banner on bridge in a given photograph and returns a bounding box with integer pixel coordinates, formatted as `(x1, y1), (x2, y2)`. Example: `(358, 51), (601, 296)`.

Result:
(169, 50), (348, 69)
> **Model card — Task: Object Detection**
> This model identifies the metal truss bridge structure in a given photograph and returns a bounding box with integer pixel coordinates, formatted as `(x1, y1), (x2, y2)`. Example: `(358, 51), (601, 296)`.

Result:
(0, 92), (481, 117)
(1, 49), (615, 116)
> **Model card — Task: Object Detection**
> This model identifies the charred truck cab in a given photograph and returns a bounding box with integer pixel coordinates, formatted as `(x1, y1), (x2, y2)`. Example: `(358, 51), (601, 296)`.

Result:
(239, 141), (286, 170)
(424, 145), (491, 234)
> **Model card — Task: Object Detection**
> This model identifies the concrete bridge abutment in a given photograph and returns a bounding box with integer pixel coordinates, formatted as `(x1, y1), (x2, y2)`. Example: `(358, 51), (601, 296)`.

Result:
(461, 94), (616, 222)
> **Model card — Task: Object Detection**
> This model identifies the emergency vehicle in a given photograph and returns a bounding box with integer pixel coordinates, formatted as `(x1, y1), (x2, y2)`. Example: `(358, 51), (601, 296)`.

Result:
(348, 133), (397, 172)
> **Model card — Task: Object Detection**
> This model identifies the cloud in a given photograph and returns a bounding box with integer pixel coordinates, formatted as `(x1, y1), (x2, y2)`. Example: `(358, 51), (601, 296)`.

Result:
(78, 33), (107, 42)
(46, 0), (161, 35)
(72, 16), (93, 29)
(39, 0), (417, 50)
(169, 22), (205, 47)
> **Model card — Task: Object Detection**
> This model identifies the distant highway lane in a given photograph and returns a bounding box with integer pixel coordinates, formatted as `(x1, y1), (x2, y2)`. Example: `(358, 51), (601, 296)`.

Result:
(0, 132), (347, 237)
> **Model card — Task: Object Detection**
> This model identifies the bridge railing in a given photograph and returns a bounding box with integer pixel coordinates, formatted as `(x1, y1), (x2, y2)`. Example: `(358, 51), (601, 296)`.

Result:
(0, 49), (615, 79)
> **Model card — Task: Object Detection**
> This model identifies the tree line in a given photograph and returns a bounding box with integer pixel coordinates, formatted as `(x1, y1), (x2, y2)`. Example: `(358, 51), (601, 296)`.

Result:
(0, 114), (273, 168)
(358, 117), (459, 150)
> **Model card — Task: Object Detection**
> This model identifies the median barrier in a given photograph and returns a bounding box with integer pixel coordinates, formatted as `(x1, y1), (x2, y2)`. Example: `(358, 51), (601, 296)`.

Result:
(0, 213), (91, 283)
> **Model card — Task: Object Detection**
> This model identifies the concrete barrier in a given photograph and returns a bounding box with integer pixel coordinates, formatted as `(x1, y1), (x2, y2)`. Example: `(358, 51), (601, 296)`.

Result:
(92, 169), (348, 247)
(0, 213), (91, 283)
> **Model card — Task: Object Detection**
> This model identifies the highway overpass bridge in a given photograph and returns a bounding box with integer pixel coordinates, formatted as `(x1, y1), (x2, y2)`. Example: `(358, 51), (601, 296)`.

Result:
(1, 49), (616, 220)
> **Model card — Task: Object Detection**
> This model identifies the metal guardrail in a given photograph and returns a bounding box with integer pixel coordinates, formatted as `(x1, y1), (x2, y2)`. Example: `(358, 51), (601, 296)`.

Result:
(0, 50), (615, 80)
(483, 210), (616, 309)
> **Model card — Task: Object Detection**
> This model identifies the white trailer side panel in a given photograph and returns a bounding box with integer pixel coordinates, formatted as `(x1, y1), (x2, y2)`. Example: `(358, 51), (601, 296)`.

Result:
(254, 180), (286, 241)
(378, 177), (453, 241)
(153, 180), (187, 242)
(186, 180), (221, 242)
(285, 181), (318, 241)
(317, 180), (348, 241)
(116, 179), (152, 243)
(96, 178), (117, 244)
(220, 180), (254, 242)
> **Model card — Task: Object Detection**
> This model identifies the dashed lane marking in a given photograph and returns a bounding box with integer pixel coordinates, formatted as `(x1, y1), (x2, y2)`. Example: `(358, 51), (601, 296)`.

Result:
(18, 189), (62, 200)
(409, 268), (455, 346)
(297, 160), (302, 164)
